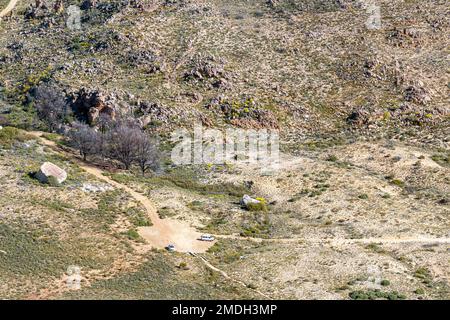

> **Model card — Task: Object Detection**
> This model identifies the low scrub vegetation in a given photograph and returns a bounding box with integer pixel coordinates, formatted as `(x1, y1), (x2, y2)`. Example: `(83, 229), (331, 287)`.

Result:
(0, 127), (32, 148)
(349, 289), (406, 300)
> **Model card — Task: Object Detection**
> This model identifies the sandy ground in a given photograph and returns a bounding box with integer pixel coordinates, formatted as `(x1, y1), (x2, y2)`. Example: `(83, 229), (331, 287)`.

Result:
(28, 131), (215, 253)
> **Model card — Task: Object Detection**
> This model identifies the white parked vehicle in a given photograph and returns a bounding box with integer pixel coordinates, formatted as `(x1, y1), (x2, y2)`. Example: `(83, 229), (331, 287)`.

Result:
(200, 234), (215, 242)
(166, 244), (176, 252)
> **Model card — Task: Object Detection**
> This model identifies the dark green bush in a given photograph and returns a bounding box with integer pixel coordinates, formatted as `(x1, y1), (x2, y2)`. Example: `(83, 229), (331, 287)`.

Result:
(380, 279), (390, 286)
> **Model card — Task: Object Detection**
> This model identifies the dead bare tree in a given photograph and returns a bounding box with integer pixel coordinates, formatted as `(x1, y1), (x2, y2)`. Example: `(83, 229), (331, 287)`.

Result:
(106, 122), (140, 170)
(134, 131), (159, 176)
(96, 113), (113, 158)
(68, 122), (100, 161)
(33, 83), (71, 132)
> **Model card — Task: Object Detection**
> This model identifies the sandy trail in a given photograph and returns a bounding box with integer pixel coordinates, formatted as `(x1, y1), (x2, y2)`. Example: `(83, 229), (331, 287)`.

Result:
(29, 131), (214, 253)
(82, 164), (214, 253)
(0, 0), (18, 18)
(217, 234), (450, 245)
(30, 131), (450, 250)
(27, 131), (450, 299)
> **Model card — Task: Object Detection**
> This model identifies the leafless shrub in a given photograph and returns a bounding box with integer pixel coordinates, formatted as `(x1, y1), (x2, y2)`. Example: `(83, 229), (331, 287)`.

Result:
(106, 121), (141, 170)
(68, 122), (100, 161)
(134, 130), (160, 176)
(33, 83), (71, 132)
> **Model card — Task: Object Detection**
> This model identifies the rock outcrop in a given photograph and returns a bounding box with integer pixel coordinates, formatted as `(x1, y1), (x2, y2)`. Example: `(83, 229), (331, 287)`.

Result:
(71, 88), (116, 124)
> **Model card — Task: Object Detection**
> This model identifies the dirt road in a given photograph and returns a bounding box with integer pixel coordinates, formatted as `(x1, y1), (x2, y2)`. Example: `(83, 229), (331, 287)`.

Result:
(216, 234), (450, 245)
(28, 131), (450, 299)
(0, 0), (18, 18)
(30, 131), (450, 251)
(29, 131), (214, 253)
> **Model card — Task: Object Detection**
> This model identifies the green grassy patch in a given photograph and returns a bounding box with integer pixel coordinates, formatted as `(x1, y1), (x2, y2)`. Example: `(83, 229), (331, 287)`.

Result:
(107, 167), (250, 199)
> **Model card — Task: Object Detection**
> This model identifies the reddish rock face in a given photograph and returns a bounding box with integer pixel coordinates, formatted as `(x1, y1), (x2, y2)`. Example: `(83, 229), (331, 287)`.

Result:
(72, 88), (116, 124)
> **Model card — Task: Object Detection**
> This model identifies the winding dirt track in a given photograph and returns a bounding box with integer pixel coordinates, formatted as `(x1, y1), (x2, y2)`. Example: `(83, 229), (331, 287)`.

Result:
(30, 131), (450, 251)
(0, 0), (18, 18)
(81, 165), (214, 253)
(28, 131), (450, 299)
(29, 131), (214, 253)
(216, 234), (450, 245)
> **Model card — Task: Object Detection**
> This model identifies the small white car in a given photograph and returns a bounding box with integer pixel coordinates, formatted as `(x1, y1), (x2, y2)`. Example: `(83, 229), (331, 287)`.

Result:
(166, 244), (176, 252)
(200, 234), (215, 242)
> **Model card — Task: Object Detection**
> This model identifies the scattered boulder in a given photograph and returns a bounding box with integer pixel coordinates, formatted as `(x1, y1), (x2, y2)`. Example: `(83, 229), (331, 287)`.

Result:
(24, 0), (49, 20)
(53, 0), (64, 13)
(346, 107), (371, 126)
(240, 195), (268, 212)
(387, 27), (424, 47)
(80, 0), (97, 10)
(213, 97), (279, 129)
(135, 101), (172, 126)
(124, 50), (165, 74)
(35, 162), (67, 184)
(240, 195), (261, 207)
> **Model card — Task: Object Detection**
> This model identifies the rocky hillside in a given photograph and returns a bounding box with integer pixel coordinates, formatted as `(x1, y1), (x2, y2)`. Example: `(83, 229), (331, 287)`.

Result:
(0, 1), (449, 300)
(0, 0), (448, 144)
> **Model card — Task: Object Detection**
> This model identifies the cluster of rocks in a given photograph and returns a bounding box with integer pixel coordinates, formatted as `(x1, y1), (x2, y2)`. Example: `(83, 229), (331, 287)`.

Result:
(164, 0), (188, 7)
(1, 41), (23, 63)
(387, 27), (424, 47)
(135, 101), (173, 127)
(347, 99), (442, 129)
(81, 183), (113, 193)
(124, 49), (165, 74)
(22, 0), (64, 22)
(88, 29), (126, 53)
(267, 0), (350, 13)
(24, 0), (50, 20)
(346, 107), (372, 127)
(206, 97), (279, 129)
(404, 81), (433, 105)
(80, 0), (98, 10)
(184, 55), (231, 89)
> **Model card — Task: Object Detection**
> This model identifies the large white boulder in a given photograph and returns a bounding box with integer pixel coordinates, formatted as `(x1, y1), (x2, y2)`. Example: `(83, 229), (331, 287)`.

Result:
(35, 162), (67, 184)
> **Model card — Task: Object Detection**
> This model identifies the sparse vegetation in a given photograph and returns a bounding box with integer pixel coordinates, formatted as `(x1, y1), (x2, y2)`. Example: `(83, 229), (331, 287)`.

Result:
(246, 201), (268, 212)
(349, 289), (406, 300)
(0, 127), (32, 148)
(0, 0), (448, 301)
